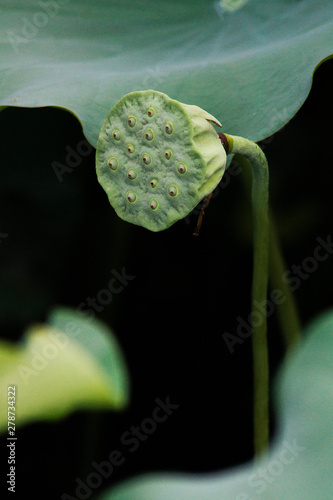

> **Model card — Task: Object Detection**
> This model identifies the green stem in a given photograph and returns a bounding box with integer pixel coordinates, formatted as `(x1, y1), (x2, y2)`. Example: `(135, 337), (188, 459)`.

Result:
(268, 215), (302, 349)
(237, 161), (302, 352)
(225, 134), (269, 457)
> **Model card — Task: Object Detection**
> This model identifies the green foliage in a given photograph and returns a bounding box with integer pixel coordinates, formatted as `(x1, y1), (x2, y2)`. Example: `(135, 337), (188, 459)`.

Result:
(97, 309), (333, 500)
(1, 1), (333, 498)
(0, 308), (129, 431)
(96, 90), (226, 231)
(0, 1), (332, 145)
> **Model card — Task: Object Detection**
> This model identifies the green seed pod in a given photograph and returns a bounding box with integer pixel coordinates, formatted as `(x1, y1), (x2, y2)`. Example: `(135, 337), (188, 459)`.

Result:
(96, 90), (227, 231)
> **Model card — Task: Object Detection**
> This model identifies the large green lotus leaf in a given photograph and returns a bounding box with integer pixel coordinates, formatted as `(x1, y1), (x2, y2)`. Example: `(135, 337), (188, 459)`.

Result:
(98, 309), (333, 500)
(0, 1), (332, 147)
(0, 307), (129, 432)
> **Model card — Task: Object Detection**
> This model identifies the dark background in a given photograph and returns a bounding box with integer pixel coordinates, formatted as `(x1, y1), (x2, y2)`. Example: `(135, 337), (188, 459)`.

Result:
(0, 57), (332, 499)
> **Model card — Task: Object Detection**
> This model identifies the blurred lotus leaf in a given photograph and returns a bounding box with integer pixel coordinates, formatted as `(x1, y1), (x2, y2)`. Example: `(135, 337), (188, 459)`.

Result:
(0, 307), (129, 432)
(98, 309), (333, 500)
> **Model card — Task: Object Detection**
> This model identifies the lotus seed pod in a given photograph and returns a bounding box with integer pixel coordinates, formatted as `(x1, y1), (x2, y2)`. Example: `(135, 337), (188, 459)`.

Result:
(96, 90), (227, 231)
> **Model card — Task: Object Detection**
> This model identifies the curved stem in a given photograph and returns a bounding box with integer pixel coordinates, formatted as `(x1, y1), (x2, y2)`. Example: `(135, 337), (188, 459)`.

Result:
(236, 161), (302, 352)
(225, 134), (269, 457)
(268, 215), (302, 349)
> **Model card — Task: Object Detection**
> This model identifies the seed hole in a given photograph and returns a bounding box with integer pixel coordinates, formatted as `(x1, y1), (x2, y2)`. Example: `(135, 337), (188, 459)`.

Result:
(128, 169), (137, 180)
(177, 162), (187, 174)
(108, 156), (119, 171)
(126, 191), (137, 204)
(144, 128), (155, 141)
(142, 153), (152, 165)
(147, 107), (155, 117)
(112, 130), (121, 141)
(127, 115), (137, 128)
(168, 184), (178, 197)
(165, 122), (174, 135)
(149, 198), (158, 210)
(164, 149), (173, 160)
